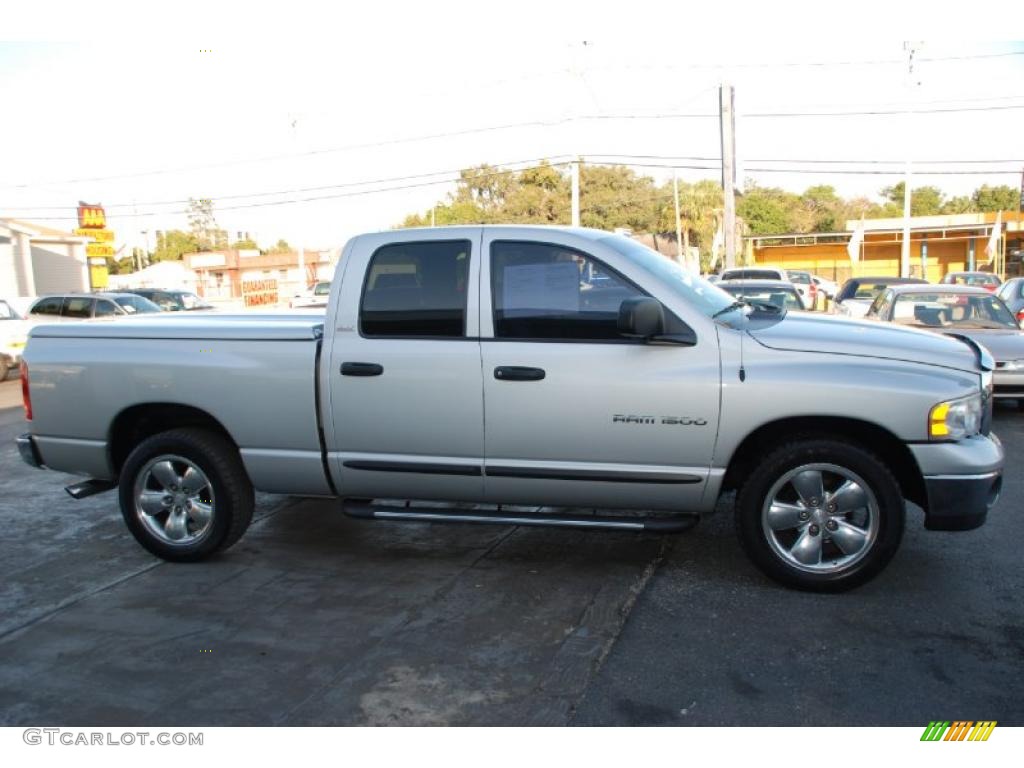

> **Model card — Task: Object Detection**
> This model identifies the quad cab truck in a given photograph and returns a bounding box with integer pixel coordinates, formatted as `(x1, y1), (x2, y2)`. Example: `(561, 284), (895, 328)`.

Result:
(17, 227), (1004, 592)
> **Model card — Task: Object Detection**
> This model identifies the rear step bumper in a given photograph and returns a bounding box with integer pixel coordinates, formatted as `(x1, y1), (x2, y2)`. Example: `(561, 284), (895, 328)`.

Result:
(343, 502), (699, 533)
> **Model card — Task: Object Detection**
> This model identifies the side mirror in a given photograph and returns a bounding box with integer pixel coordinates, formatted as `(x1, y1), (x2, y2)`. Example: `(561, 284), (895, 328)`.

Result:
(618, 297), (665, 339)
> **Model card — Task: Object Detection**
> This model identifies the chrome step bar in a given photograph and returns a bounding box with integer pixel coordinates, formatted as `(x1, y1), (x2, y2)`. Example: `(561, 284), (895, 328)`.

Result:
(343, 502), (699, 533)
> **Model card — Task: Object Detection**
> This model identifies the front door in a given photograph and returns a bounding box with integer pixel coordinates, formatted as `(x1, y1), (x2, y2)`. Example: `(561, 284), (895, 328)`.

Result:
(479, 232), (720, 511)
(328, 229), (485, 501)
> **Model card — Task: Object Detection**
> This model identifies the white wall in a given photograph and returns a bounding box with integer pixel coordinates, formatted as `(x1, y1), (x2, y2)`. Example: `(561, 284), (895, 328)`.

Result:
(31, 240), (88, 294)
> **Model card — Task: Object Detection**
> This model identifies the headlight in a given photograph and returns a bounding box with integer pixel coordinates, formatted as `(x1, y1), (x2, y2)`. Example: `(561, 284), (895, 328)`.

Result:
(929, 394), (982, 440)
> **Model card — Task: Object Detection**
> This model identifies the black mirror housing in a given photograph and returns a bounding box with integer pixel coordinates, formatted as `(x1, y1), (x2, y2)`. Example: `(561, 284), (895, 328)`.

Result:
(618, 297), (666, 339)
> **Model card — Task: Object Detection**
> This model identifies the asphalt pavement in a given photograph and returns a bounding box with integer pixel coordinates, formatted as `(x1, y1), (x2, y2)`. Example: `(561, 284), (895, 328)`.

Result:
(0, 376), (1020, 726)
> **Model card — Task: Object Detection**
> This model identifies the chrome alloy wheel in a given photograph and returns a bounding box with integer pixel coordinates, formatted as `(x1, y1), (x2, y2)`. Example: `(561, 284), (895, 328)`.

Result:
(761, 463), (879, 574)
(133, 454), (215, 546)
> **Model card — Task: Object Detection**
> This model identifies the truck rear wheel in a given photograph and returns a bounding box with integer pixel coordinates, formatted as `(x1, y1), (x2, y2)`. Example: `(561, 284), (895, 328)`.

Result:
(118, 428), (254, 562)
(735, 438), (904, 592)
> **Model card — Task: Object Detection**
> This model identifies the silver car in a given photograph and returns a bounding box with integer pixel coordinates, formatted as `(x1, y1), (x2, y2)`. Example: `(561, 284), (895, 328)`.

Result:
(865, 283), (1024, 404)
(996, 277), (1024, 322)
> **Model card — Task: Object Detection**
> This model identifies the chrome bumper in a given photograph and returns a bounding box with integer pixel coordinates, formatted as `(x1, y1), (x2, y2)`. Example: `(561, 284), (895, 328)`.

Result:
(17, 433), (44, 469)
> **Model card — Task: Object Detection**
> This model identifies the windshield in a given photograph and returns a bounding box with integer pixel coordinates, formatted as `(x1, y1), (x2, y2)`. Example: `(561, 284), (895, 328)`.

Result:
(0, 300), (21, 320)
(313, 282), (331, 296)
(601, 235), (735, 318)
(114, 295), (162, 313)
(891, 292), (1018, 330)
(720, 284), (803, 311)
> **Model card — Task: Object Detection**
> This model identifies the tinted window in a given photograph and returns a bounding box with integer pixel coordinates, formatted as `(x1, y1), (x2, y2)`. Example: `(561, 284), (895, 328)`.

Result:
(61, 297), (93, 318)
(94, 299), (119, 317)
(31, 297), (63, 316)
(360, 240), (469, 337)
(789, 272), (811, 285)
(491, 241), (643, 340)
(722, 268), (782, 281)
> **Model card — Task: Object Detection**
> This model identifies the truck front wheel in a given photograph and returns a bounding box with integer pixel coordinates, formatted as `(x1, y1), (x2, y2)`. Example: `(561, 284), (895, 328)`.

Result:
(736, 438), (905, 592)
(118, 428), (254, 562)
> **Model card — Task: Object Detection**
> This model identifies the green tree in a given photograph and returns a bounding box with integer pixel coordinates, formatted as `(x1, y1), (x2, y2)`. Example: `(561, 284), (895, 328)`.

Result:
(879, 182), (945, 217)
(267, 239), (291, 254)
(737, 185), (799, 235)
(231, 238), (259, 249)
(152, 229), (199, 262)
(941, 195), (974, 214)
(972, 184), (1019, 212)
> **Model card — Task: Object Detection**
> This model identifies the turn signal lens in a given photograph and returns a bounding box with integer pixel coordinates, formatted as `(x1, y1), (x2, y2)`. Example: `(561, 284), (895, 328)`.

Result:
(929, 395), (981, 441)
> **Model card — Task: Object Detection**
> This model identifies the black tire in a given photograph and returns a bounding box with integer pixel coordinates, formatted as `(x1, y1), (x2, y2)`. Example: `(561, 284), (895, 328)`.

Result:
(118, 428), (254, 562)
(0, 358), (10, 382)
(735, 437), (905, 592)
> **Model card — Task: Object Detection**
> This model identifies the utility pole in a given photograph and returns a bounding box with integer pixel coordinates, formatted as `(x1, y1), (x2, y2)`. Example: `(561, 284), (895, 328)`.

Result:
(571, 157), (581, 227)
(291, 117), (306, 291)
(900, 42), (920, 278)
(672, 169), (683, 265)
(719, 83), (737, 269)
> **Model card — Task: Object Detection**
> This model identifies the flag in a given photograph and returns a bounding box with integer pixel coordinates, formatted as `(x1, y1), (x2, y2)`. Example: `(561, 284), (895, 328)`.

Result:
(710, 221), (724, 270)
(985, 211), (1002, 257)
(847, 218), (865, 263)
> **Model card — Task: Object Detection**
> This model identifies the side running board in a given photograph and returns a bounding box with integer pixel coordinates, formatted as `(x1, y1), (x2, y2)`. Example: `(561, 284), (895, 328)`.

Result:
(343, 502), (699, 533)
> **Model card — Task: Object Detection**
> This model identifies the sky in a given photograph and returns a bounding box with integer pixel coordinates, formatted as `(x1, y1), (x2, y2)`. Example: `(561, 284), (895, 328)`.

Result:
(2, 5), (1023, 256)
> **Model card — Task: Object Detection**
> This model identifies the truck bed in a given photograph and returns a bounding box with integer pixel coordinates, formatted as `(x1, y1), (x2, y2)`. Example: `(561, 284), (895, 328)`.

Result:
(25, 314), (331, 495)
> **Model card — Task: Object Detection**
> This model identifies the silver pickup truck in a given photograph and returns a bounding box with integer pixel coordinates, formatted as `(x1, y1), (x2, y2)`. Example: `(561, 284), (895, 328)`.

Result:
(17, 226), (1004, 591)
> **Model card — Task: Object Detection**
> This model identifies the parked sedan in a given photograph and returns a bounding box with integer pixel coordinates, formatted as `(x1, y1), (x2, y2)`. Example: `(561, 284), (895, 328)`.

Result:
(865, 283), (1024, 404)
(717, 279), (807, 311)
(811, 274), (838, 300)
(126, 289), (214, 311)
(28, 293), (163, 321)
(996, 277), (1024, 322)
(941, 271), (1001, 292)
(833, 276), (928, 318)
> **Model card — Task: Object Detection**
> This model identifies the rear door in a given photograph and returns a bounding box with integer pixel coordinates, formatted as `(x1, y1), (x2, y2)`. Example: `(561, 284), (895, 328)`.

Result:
(326, 229), (485, 501)
(479, 231), (720, 511)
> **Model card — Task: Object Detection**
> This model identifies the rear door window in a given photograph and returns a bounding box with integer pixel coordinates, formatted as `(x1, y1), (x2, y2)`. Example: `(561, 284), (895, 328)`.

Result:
(360, 240), (470, 337)
(61, 297), (93, 318)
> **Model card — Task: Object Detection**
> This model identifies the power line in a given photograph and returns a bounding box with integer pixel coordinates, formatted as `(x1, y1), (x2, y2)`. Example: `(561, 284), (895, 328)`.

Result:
(7, 98), (1024, 191)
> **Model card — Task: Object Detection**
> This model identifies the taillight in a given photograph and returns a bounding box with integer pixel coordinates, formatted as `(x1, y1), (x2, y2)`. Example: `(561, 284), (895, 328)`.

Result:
(1017, 309), (1024, 323)
(20, 360), (32, 421)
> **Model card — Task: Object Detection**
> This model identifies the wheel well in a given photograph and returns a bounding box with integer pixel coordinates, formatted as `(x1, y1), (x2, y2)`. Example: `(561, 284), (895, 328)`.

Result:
(720, 416), (927, 510)
(108, 403), (236, 474)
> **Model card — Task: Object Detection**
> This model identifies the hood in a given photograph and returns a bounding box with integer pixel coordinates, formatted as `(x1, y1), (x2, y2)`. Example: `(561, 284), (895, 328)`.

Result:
(941, 327), (1024, 363)
(746, 311), (979, 373)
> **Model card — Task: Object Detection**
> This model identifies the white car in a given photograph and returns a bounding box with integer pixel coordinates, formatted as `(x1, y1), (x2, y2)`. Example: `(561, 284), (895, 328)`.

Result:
(811, 275), (838, 299)
(832, 277), (929, 319)
(290, 281), (331, 309)
(719, 266), (814, 309)
(0, 298), (30, 380)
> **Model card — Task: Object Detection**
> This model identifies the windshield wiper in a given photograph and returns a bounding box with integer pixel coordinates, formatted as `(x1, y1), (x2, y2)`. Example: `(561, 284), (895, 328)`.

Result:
(712, 301), (745, 319)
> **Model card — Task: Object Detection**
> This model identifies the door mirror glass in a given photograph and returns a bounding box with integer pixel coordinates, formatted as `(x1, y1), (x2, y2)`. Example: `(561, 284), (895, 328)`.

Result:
(617, 297), (665, 339)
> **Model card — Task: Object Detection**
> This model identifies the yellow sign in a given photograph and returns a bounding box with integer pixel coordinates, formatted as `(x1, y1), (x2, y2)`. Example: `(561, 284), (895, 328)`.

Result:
(74, 228), (115, 242)
(90, 263), (109, 290)
(86, 243), (115, 258)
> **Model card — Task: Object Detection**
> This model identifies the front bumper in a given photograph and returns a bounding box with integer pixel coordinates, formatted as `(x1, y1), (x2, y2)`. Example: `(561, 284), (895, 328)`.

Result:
(17, 433), (44, 469)
(911, 434), (1003, 531)
(992, 368), (1024, 399)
